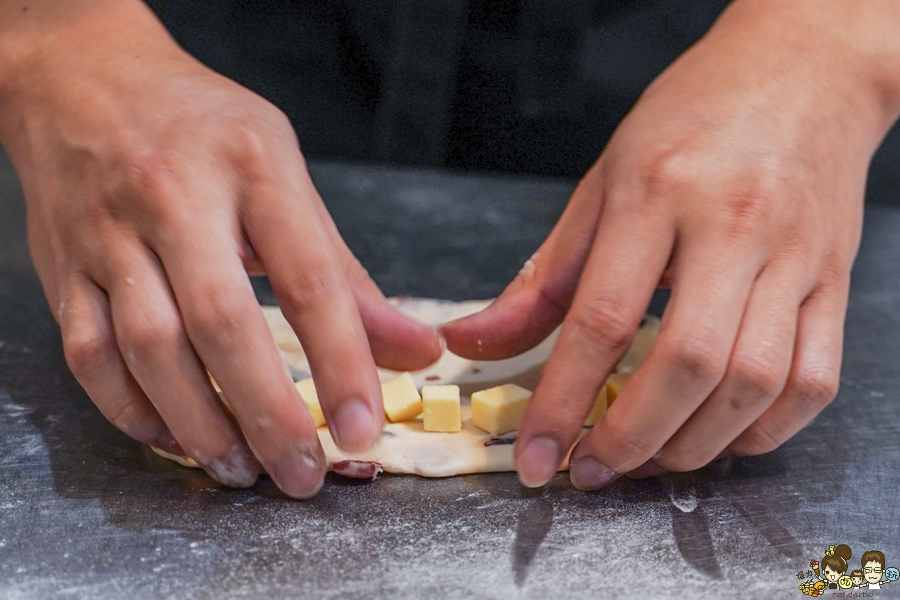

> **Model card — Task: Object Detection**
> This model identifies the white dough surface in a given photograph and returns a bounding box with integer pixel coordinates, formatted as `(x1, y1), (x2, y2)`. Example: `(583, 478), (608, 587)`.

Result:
(153, 298), (659, 478)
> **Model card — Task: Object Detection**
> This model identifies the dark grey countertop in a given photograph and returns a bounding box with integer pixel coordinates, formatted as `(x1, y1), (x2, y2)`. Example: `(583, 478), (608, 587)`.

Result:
(1, 152), (898, 599)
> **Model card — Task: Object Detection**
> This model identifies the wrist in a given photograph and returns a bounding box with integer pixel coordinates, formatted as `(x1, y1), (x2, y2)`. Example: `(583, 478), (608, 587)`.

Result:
(709, 0), (900, 142)
(0, 0), (187, 164)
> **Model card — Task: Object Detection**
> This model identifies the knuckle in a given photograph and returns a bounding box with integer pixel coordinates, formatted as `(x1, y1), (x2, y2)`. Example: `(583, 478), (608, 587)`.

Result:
(662, 332), (728, 385)
(571, 295), (635, 356)
(639, 148), (779, 242)
(343, 256), (374, 288)
(641, 148), (695, 201)
(730, 424), (784, 457)
(149, 201), (193, 235)
(719, 180), (776, 235)
(230, 125), (278, 181)
(102, 399), (151, 440)
(118, 147), (194, 232)
(601, 418), (657, 469)
(63, 329), (116, 378)
(279, 265), (341, 314)
(817, 261), (851, 294)
(776, 226), (814, 262)
(238, 103), (302, 156)
(278, 264), (345, 314)
(124, 146), (180, 200)
(255, 102), (293, 132)
(121, 314), (182, 361)
(185, 286), (253, 341)
(793, 363), (840, 410)
(727, 349), (788, 402)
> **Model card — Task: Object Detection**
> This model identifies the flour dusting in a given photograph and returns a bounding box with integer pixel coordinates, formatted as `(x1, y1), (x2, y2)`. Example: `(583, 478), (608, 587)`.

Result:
(669, 486), (699, 513)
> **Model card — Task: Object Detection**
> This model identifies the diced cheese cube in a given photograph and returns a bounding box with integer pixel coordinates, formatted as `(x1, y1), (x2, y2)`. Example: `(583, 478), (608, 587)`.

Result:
(584, 384), (608, 426)
(382, 372), (422, 423)
(606, 372), (632, 406)
(422, 385), (461, 432)
(471, 383), (532, 436)
(295, 377), (326, 428)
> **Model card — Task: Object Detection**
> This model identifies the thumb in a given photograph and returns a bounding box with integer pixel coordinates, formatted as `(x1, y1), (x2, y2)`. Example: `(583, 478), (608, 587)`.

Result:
(440, 166), (608, 359)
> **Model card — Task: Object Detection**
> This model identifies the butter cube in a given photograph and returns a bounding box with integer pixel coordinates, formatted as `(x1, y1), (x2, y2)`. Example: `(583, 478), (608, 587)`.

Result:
(471, 384), (532, 436)
(584, 384), (608, 426)
(422, 385), (461, 432)
(606, 372), (632, 406)
(295, 378), (327, 428)
(382, 372), (422, 423)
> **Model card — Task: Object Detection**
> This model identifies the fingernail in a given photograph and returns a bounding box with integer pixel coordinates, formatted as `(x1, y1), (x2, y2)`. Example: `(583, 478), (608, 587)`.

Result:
(155, 429), (185, 456)
(271, 449), (323, 499)
(438, 316), (465, 335)
(517, 437), (561, 488)
(570, 456), (619, 491)
(208, 445), (260, 488)
(333, 398), (380, 452)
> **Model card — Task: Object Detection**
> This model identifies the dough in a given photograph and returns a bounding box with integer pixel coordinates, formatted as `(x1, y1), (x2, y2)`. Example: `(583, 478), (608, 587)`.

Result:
(151, 298), (660, 479)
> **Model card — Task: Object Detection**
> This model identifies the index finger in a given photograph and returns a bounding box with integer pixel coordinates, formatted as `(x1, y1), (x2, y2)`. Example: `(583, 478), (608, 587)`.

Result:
(514, 202), (674, 487)
(152, 220), (327, 498)
(242, 163), (385, 454)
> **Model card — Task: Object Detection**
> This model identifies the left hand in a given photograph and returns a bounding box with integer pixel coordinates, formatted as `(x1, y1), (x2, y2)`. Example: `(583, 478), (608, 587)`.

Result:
(441, 0), (900, 488)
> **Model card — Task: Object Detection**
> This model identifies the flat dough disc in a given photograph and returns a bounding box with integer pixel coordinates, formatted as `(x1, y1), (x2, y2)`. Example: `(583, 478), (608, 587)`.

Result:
(152, 298), (660, 479)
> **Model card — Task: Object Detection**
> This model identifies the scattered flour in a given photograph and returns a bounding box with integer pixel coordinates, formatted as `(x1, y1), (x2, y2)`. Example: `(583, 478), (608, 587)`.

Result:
(669, 487), (699, 513)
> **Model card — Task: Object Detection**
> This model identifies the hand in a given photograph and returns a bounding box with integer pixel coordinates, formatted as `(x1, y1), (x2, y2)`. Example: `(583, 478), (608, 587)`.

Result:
(442, 0), (900, 488)
(0, 1), (442, 497)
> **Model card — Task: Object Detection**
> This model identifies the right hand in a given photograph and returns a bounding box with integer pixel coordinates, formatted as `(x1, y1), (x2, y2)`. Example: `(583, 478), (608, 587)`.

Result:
(0, 1), (443, 497)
